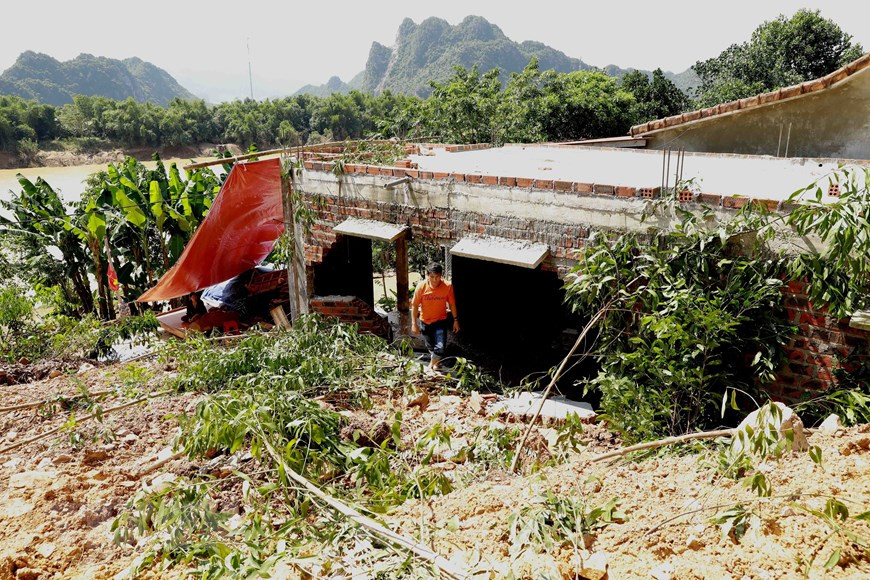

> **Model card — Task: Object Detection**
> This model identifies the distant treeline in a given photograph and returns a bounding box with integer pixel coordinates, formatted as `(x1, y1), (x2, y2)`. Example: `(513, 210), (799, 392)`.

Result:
(0, 9), (861, 158)
(0, 61), (687, 157)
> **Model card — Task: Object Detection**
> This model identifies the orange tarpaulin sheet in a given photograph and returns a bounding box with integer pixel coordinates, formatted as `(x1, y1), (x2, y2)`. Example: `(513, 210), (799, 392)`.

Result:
(138, 158), (284, 302)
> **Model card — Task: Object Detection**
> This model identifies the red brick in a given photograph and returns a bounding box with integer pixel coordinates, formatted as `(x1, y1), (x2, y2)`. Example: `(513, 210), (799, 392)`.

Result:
(433, 172), (450, 180)
(419, 171), (434, 179)
(805, 354), (836, 368)
(574, 182), (594, 193)
(554, 180), (573, 192)
(451, 173), (467, 182)
(466, 174), (482, 184)
(533, 179), (554, 190)
(815, 367), (835, 381)
(616, 186), (637, 198)
(751, 198), (780, 212)
(594, 184), (616, 195)
(722, 196), (749, 209)
(516, 177), (533, 188)
(500, 177), (517, 187)
(697, 193), (722, 206)
(405, 169), (419, 178)
(482, 175), (499, 185)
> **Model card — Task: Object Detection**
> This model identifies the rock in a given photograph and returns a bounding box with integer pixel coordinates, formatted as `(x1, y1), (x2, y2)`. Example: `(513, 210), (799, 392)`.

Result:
(35, 543), (56, 559)
(406, 390), (430, 410)
(14, 568), (42, 580)
(52, 455), (73, 465)
(578, 551), (609, 580)
(686, 534), (704, 550)
(731, 402), (808, 455)
(17, 357), (29, 365)
(650, 562), (675, 580)
(2, 457), (23, 470)
(468, 391), (485, 415)
(81, 450), (109, 465)
(77, 362), (95, 375)
(122, 433), (139, 444)
(9, 471), (57, 490)
(48, 370), (62, 379)
(5, 430), (17, 442)
(819, 414), (843, 435)
(149, 473), (177, 494)
(4, 498), (34, 518)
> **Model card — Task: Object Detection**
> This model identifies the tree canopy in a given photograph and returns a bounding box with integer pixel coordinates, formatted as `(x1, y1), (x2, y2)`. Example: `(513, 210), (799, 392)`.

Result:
(693, 9), (864, 107)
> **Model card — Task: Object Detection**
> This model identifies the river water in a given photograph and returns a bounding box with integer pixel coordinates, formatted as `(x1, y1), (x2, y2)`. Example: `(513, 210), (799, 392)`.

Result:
(0, 158), (215, 213)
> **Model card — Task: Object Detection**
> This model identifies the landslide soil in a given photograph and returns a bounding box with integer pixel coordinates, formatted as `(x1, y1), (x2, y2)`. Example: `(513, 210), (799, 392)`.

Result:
(0, 358), (868, 579)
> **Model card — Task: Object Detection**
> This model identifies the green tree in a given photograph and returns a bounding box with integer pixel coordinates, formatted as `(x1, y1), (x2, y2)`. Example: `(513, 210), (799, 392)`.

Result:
(621, 69), (690, 124)
(693, 9), (863, 107)
(426, 65), (502, 143)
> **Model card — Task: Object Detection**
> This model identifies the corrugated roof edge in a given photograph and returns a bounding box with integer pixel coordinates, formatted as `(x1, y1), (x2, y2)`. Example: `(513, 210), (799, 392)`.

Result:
(629, 52), (870, 137)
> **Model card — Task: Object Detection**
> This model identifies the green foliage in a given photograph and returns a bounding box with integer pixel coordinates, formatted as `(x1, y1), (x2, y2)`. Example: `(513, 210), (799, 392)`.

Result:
(785, 166), (870, 319)
(566, 210), (790, 441)
(621, 68), (690, 124)
(693, 9), (863, 107)
(508, 492), (625, 557)
(0, 284), (33, 354)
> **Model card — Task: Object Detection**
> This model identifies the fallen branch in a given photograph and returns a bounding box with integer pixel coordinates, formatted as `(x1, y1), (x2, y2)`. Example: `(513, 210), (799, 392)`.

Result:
(509, 305), (609, 472)
(0, 388), (117, 413)
(0, 391), (169, 456)
(588, 428), (736, 464)
(262, 441), (468, 580)
(135, 450), (187, 478)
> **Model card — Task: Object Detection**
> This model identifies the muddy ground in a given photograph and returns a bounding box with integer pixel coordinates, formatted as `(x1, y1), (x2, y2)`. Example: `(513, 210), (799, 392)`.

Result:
(0, 358), (868, 579)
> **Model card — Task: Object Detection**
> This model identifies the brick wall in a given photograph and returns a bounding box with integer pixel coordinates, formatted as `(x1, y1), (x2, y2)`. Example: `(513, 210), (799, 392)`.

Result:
(308, 295), (391, 339)
(303, 194), (590, 276)
(297, 168), (866, 401)
(769, 281), (870, 402)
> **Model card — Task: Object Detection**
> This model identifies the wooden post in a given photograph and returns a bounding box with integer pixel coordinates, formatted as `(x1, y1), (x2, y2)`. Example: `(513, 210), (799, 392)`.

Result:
(395, 234), (409, 311)
(281, 164), (309, 323)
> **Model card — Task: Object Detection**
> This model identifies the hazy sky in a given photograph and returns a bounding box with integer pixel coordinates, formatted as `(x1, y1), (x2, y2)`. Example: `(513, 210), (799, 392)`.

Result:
(3, 1), (868, 102)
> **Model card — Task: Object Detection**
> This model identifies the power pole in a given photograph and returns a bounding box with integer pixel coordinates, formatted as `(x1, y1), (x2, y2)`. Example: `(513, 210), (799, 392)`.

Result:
(247, 38), (254, 100)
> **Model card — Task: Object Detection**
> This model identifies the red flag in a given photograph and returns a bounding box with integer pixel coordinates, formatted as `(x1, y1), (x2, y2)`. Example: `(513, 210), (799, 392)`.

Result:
(104, 237), (120, 292)
(107, 261), (120, 292)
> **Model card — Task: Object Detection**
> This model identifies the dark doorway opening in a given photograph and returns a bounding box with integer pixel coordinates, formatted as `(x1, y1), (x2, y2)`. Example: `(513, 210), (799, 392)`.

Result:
(450, 256), (585, 386)
(312, 236), (374, 306)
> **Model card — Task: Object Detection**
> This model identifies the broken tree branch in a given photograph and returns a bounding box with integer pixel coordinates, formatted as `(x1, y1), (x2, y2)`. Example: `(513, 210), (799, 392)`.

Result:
(0, 391), (169, 456)
(588, 429), (737, 464)
(262, 441), (468, 580)
(509, 305), (609, 473)
(135, 450), (187, 478)
(0, 388), (117, 413)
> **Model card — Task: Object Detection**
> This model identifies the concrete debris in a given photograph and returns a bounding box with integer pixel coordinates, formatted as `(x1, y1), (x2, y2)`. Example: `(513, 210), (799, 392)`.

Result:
(732, 402), (808, 455)
(489, 391), (597, 424)
(819, 414), (843, 435)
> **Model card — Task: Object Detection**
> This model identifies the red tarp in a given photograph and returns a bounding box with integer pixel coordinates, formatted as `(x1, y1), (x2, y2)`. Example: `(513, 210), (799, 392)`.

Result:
(138, 158), (284, 302)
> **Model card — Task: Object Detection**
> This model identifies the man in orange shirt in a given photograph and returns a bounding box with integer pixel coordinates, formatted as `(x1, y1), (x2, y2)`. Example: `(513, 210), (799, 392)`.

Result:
(411, 262), (460, 371)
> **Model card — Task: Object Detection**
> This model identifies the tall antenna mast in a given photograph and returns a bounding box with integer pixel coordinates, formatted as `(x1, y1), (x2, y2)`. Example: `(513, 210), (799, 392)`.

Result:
(247, 38), (254, 100)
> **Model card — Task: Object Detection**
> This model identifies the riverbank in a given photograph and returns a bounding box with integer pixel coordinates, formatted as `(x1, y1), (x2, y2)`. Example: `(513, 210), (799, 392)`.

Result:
(0, 142), (243, 170)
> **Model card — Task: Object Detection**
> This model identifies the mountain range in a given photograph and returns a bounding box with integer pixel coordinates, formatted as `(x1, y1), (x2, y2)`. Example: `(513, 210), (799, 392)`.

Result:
(295, 16), (699, 97)
(0, 51), (196, 106)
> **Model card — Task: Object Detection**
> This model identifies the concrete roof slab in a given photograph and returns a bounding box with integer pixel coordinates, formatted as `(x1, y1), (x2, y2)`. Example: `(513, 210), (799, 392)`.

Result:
(450, 235), (549, 269)
(334, 218), (409, 242)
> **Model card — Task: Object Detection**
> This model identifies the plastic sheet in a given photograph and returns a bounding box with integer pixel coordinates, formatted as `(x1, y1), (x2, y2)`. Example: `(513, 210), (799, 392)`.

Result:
(138, 158), (284, 302)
